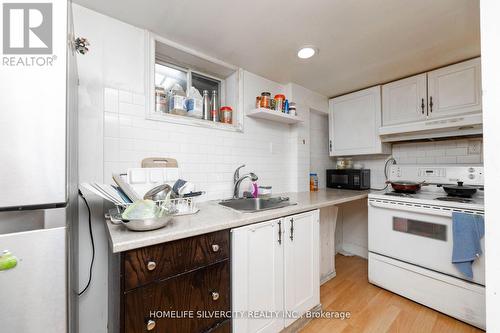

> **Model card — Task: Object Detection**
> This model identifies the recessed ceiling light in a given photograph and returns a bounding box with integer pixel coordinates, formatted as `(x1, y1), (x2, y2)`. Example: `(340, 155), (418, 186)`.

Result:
(297, 46), (317, 59)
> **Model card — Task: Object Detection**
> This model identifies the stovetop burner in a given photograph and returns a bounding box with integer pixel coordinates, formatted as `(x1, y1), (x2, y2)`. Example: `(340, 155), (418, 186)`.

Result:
(435, 197), (473, 203)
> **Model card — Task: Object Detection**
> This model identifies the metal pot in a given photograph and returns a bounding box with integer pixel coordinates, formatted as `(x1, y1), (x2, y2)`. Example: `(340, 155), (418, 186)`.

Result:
(143, 183), (176, 201)
(386, 180), (425, 193)
(442, 181), (477, 198)
(107, 206), (177, 232)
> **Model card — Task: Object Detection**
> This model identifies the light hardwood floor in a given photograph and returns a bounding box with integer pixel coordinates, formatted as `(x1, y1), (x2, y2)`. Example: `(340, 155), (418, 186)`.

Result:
(301, 255), (483, 333)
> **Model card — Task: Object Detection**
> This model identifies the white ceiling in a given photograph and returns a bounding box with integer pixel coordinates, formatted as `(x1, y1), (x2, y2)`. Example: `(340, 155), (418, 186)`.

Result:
(73, 0), (480, 97)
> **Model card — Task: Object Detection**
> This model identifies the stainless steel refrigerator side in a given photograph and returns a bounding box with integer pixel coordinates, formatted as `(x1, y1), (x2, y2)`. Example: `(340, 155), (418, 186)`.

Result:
(0, 0), (76, 332)
(67, 2), (80, 332)
(0, 208), (68, 332)
(0, 2), (68, 210)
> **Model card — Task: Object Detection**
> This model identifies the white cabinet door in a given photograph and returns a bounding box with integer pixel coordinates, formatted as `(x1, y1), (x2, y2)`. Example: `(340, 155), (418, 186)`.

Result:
(329, 86), (390, 156)
(232, 219), (285, 333)
(382, 73), (427, 126)
(427, 58), (482, 119)
(283, 211), (320, 327)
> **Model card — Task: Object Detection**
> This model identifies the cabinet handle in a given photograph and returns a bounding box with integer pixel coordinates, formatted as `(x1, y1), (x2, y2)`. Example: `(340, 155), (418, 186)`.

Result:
(146, 319), (156, 331)
(429, 96), (433, 113)
(211, 291), (220, 301)
(421, 98), (425, 114)
(278, 220), (282, 245)
(329, 140), (332, 152)
(290, 218), (294, 241)
(211, 244), (220, 252)
(147, 261), (157, 271)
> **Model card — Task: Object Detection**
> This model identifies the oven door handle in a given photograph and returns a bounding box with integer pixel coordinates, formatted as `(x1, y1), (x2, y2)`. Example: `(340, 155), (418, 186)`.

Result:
(368, 199), (483, 217)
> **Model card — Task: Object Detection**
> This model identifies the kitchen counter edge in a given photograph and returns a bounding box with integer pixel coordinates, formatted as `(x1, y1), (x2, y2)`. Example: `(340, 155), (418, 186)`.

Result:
(105, 189), (369, 253)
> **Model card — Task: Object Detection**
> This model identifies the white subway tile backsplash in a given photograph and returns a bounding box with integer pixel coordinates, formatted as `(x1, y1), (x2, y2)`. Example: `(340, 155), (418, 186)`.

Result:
(119, 102), (144, 116)
(457, 155), (482, 164)
(104, 87), (296, 200)
(435, 156), (457, 164)
(104, 137), (120, 162)
(353, 138), (483, 188)
(445, 147), (468, 156)
(416, 156), (435, 164)
(132, 93), (146, 106)
(104, 88), (119, 113)
(104, 112), (120, 138)
(119, 90), (133, 104)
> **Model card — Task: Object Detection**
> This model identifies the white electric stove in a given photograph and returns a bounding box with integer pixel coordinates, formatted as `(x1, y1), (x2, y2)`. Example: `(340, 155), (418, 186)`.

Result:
(368, 164), (485, 329)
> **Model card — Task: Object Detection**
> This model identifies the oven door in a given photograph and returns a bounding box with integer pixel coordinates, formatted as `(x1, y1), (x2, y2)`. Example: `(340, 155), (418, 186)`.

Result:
(368, 199), (485, 285)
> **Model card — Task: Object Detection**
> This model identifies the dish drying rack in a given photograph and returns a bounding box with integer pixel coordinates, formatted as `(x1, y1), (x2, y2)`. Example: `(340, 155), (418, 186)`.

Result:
(118, 197), (199, 216)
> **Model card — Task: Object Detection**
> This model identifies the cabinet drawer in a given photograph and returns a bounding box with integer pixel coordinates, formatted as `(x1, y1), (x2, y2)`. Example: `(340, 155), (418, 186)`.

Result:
(206, 320), (231, 333)
(123, 260), (230, 333)
(123, 230), (229, 290)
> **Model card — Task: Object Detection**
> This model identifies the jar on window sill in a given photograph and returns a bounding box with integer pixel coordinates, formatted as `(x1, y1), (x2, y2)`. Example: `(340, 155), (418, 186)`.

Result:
(220, 106), (233, 124)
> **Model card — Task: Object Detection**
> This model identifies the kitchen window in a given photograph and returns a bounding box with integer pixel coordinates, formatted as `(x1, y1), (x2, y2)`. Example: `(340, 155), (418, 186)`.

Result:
(146, 32), (243, 131)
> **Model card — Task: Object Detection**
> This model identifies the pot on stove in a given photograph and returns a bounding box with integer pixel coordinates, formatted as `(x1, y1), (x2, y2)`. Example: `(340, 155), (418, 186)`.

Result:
(442, 181), (477, 198)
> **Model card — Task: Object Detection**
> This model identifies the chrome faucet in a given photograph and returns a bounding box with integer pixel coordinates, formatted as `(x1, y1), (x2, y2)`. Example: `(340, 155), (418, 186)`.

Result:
(233, 165), (258, 199)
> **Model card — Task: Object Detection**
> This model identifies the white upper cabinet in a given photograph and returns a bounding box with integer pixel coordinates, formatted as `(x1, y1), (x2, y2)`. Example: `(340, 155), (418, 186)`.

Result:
(427, 58), (482, 119)
(382, 73), (427, 126)
(329, 86), (391, 156)
(380, 58), (482, 140)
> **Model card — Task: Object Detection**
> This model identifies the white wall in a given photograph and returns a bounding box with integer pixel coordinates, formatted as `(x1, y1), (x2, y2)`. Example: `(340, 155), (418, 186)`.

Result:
(480, 1), (500, 331)
(103, 71), (296, 201)
(309, 111), (335, 188)
(73, 5), (328, 333)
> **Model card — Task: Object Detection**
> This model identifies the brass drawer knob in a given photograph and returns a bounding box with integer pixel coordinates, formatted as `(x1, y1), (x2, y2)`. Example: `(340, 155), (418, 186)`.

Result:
(146, 319), (156, 331)
(147, 261), (157, 271)
(211, 244), (220, 252)
(212, 291), (220, 301)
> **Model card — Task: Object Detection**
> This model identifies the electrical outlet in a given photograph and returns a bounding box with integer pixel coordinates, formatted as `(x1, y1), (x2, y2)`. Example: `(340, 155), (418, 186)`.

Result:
(468, 140), (481, 155)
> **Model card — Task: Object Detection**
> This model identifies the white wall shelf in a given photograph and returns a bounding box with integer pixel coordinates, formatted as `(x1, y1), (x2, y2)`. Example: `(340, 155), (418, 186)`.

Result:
(247, 107), (303, 124)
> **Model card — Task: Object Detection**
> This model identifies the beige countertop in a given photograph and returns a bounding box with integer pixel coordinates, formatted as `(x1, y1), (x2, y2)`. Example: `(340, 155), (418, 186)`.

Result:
(105, 188), (369, 253)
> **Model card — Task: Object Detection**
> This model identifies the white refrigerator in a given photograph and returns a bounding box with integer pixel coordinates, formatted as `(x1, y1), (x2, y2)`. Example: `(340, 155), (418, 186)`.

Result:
(0, 1), (78, 332)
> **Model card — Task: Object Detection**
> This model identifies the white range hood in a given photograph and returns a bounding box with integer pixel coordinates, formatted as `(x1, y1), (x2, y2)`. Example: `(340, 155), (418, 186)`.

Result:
(379, 113), (483, 142)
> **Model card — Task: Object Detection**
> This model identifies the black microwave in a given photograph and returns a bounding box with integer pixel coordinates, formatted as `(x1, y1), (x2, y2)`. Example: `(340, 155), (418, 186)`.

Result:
(326, 169), (370, 190)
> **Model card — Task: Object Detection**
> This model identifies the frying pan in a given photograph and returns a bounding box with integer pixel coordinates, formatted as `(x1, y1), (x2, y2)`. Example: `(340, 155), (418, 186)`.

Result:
(442, 182), (478, 198)
(386, 180), (425, 193)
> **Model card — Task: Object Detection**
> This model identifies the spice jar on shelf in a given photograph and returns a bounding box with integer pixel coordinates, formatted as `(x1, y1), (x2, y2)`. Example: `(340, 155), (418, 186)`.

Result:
(274, 94), (286, 112)
(260, 92), (271, 109)
(255, 96), (261, 108)
(289, 102), (297, 116)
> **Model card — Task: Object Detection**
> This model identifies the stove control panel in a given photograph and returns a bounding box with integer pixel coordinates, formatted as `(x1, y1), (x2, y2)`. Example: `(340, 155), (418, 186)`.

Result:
(389, 164), (484, 185)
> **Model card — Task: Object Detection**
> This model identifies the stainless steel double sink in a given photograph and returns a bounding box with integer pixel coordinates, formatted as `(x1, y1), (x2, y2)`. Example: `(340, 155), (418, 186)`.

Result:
(219, 196), (296, 212)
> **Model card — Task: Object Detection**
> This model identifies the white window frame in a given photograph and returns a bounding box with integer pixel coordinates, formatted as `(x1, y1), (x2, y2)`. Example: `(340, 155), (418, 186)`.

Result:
(145, 31), (244, 132)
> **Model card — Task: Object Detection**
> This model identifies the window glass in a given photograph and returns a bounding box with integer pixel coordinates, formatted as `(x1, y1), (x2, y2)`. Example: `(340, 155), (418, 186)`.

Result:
(155, 62), (187, 93)
(191, 72), (221, 98)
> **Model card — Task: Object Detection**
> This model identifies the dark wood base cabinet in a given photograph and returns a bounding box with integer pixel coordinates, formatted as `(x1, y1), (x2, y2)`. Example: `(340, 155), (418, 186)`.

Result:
(119, 230), (231, 333)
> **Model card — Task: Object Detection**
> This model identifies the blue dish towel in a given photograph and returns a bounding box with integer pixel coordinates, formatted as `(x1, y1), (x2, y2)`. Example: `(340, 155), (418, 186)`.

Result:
(452, 212), (485, 279)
